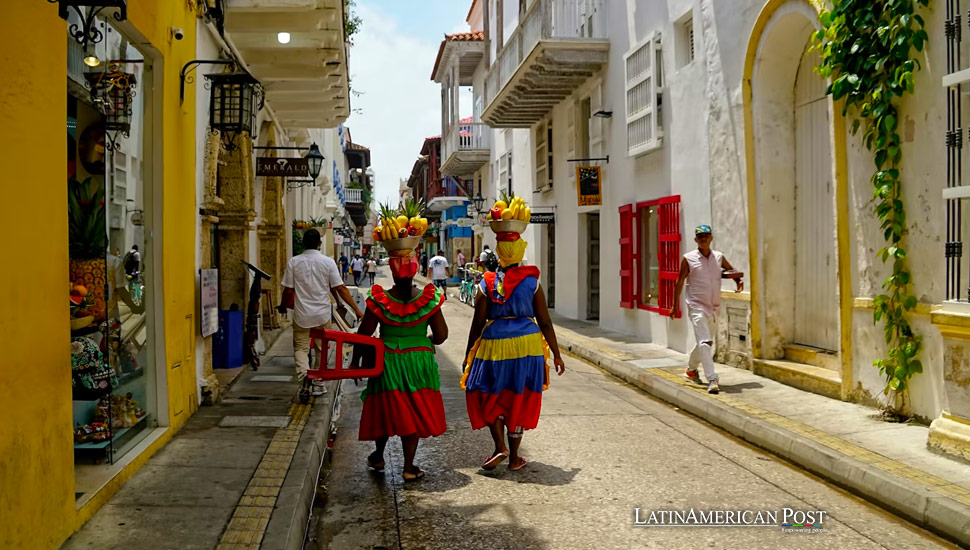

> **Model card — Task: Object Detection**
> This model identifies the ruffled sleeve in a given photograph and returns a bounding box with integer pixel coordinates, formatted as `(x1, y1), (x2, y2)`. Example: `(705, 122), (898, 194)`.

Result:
(366, 284), (445, 327)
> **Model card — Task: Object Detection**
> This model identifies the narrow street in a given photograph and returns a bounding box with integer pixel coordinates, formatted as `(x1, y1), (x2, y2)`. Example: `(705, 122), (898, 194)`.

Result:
(314, 270), (955, 550)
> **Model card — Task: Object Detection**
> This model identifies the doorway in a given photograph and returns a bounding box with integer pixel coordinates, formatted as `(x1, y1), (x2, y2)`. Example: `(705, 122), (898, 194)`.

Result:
(586, 214), (599, 320)
(793, 42), (838, 351)
(546, 223), (556, 308)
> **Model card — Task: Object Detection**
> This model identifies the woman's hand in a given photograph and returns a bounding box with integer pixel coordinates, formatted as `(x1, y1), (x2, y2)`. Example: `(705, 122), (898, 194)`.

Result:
(554, 355), (565, 375)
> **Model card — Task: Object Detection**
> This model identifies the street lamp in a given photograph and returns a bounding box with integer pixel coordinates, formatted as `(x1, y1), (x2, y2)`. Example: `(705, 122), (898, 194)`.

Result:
(305, 143), (324, 181)
(205, 71), (264, 148)
(473, 191), (486, 215)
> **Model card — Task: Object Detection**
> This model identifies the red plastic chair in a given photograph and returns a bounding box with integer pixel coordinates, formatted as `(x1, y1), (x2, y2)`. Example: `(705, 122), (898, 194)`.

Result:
(306, 327), (385, 381)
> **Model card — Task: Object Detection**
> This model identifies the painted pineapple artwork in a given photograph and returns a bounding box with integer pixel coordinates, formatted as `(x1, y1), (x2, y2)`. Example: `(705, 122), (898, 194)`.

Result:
(69, 176), (108, 322)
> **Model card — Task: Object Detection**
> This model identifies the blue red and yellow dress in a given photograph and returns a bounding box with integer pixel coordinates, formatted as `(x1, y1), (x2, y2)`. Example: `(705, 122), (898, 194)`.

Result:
(359, 284), (447, 440)
(461, 266), (550, 432)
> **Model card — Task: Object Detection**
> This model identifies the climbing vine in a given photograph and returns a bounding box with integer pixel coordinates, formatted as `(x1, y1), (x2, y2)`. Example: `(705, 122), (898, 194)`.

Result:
(812, 0), (929, 407)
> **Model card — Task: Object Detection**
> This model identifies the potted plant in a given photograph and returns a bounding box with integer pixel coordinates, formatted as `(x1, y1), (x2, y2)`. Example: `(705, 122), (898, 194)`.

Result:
(68, 176), (108, 322)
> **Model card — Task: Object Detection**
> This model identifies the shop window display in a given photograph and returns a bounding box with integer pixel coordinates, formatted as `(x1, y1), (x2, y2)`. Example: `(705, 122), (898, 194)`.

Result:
(67, 16), (156, 490)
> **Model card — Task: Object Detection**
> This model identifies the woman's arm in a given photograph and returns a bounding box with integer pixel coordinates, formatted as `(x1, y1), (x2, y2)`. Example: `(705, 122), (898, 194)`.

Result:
(350, 308), (379, 368)
(428, 309), (449, 345)
(533, 284), (565, 375)
(464, 292), (489, 362)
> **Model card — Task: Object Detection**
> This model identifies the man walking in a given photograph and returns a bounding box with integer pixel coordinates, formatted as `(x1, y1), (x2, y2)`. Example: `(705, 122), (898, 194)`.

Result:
(351, 254), (365, 286)
(283, 229), (364, 396)
(427, 251), (450, 290)
(339, 253), (349, 283)
(366, 256), (377, 286)
(457, 249), (466, 268)
(479, 245), (498, 272)
(671, 225), (743, 394)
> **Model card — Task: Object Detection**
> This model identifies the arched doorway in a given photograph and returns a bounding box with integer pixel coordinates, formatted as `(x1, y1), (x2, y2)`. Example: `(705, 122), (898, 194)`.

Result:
(747, 1), (842, 362)
(793, 41), (838, 350)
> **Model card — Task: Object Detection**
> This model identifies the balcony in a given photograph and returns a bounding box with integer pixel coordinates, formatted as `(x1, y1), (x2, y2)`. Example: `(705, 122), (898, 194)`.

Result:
(441, 121), (491, 177)
(345, 187), (363, 204)
(483, 0), (609, 128)
(427, 178), (471, 212)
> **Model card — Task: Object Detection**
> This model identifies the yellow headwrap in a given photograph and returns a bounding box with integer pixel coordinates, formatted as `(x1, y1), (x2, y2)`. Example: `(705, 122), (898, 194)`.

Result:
(496, 238), (527, 267)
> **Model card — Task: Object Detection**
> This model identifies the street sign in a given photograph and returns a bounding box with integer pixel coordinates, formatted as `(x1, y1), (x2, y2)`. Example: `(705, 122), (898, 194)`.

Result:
(256, 157), (309, 177)
(530, 212), (555, 224)
(455, 217), (475, 227)
(200, 268), (219, 338)
(577, 165), (602, 206)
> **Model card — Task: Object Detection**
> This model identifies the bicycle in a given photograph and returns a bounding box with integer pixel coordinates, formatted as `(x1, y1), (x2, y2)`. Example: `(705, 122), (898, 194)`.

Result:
(458, 263), (482, 305)
(126, 272), (144, 307)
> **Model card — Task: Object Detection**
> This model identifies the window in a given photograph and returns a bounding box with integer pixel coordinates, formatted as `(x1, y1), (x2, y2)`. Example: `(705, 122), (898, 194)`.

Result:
(677, 16), (695, 68)
(499, 151), (511, 195)
(624, 31), (664, 156)
(619, 195), (681, 315)
(534, 120), (553, 190)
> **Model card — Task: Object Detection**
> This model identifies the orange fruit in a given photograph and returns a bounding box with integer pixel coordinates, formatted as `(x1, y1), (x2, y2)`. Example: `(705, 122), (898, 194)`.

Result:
(72, 285), (88, 297)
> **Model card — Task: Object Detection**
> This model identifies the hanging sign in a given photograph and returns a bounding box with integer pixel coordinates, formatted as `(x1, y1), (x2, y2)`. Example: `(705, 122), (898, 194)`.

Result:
(334, 235), (345, 245)
(530, 212), (555, 224)
(256, 157), (309, 177)
(455, 217), (475, 228)
(200, 268), (219, 338)
(577, 166), (602, 206)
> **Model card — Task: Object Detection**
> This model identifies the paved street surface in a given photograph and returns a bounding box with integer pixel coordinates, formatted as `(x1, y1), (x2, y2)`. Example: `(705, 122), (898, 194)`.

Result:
(316, 274), (957, 550)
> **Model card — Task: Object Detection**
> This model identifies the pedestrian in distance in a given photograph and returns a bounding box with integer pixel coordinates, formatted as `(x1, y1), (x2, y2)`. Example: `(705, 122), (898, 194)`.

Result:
(282, 229), (364, 396)
(366, 256), (378, 286)
(457, 249), (466, 267)
(479, 245), (499, 272)
(670, 225), (744, 395)
(427, 252), (450, 290)
(351, 237), (448, 482)
(462, 197), (565, 472)
(352, 254), (366, 286)
(339, 253), (350, 284)
(124, 244), (141, 276)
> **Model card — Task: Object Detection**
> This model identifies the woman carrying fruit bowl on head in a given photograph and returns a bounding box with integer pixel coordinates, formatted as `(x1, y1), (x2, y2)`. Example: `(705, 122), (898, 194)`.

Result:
(461, 193), (566, 472)
(354, 201), (447, 482)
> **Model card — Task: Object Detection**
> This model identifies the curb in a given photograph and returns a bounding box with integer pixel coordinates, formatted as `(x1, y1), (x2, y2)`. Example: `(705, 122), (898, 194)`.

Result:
(557, 333), (970, 547)
(261, 382), (339, 550)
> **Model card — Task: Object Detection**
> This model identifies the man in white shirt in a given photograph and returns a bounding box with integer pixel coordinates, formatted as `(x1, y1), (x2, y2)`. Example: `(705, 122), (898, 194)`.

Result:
(282, 229), (364, 395)
(351, 254), (366, 286)
(671, 225), (743, 395)
(427, 253), (451, 290)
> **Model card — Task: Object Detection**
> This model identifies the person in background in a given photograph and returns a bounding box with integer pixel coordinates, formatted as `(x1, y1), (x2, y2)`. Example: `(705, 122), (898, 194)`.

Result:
(283, 229), (364, 396)
(479, 245), (498, 272)
(670, 225), (743, 395)
(124, 244), (141, 276)
(352, 254), (366, 286)
(366, 256), (378, 286)
(457, 249), (466, 268)
(339, 253), (350, 284)
(427, 252), (450, 290)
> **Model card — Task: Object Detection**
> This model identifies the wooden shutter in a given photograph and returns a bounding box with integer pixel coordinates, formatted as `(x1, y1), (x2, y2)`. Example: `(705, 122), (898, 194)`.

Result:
(656, 196), (681, 317)
(624, 32), (663, 156)
(619, 204), (637, 308)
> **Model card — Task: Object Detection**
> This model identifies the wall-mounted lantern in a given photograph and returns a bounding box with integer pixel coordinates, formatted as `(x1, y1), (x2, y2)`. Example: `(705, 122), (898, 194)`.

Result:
(48, 0), (127, 55)
(205, 71), (264, 148)
(84, 65), (135, 150)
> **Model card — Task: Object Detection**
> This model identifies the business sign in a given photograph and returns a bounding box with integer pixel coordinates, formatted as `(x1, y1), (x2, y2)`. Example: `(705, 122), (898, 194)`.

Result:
(577, 165), (602, 207)
(256, 157), (309, 178)
(455, 217), (475, 227)
(334, 235), (345, 245)
(200, 268), (219, 338)
(530, 212), (555, 224)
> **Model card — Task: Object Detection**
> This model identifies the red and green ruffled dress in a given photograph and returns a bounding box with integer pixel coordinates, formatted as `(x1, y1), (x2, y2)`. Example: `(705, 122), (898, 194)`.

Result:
(359, 284), (448, 441)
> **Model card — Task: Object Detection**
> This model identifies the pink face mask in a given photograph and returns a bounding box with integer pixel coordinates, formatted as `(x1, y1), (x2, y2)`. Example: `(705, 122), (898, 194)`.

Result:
(390, 256), (419, 279)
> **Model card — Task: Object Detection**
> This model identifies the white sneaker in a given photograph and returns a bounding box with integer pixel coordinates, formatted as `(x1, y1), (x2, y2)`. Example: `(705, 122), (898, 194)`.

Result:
(707, 379), (720, 395)
(311, 382), (327, 396)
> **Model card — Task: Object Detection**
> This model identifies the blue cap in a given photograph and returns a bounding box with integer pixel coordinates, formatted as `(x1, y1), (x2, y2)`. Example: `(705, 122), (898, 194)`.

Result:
(695, 225), (712, 235)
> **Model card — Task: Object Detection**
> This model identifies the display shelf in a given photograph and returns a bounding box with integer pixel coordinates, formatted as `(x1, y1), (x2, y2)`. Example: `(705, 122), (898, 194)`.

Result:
(73, 415), (147, 450)
(115, 368), (144, 388)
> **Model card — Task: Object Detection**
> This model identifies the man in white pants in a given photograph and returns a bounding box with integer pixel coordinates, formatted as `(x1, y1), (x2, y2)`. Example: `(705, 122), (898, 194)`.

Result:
(671, 225), (743, 394)
(282, 229), (364, 395)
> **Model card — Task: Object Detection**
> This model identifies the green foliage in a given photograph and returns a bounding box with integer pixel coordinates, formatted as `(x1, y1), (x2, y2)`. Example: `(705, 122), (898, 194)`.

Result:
(344, 0), (362, 46)
(68, 177), (106, 259)
(813, 0), (929, 405)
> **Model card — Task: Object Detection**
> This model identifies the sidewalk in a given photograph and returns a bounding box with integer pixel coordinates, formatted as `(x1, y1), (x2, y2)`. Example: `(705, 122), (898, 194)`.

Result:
(63, 328), (339, 550)
(549, 313), (970, 546)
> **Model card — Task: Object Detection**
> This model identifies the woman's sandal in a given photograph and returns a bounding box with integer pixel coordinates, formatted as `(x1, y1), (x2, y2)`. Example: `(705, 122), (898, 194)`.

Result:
(482, 451), (509, 471)
(402, 468), (425, 482)
(366, 452), (385, 472)
(508, 457), (527, 471)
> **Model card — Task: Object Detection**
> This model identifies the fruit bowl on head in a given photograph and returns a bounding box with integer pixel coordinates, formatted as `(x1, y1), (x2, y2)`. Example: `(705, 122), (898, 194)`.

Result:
(381, 235), (421, 254)
(490, 219), (529, 234)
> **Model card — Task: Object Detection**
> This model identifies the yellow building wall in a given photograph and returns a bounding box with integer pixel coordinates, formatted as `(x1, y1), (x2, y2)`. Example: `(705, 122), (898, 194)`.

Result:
(0, 2), (198, 548)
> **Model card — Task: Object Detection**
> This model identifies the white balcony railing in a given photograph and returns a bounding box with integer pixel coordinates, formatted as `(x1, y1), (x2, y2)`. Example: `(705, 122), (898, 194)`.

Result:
(485, 0), (606, 106)
(345, 187), (363, 204)
(443, 121), (491, 160)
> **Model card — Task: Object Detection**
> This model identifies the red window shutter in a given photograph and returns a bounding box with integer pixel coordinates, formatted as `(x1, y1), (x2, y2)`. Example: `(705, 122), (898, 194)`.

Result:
(619, 204), (634, 309)
(657, 196), (681, 317)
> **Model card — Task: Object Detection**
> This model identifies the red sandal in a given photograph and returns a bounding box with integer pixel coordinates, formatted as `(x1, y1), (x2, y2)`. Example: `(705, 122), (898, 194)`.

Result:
(482, 451), (508, 470)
